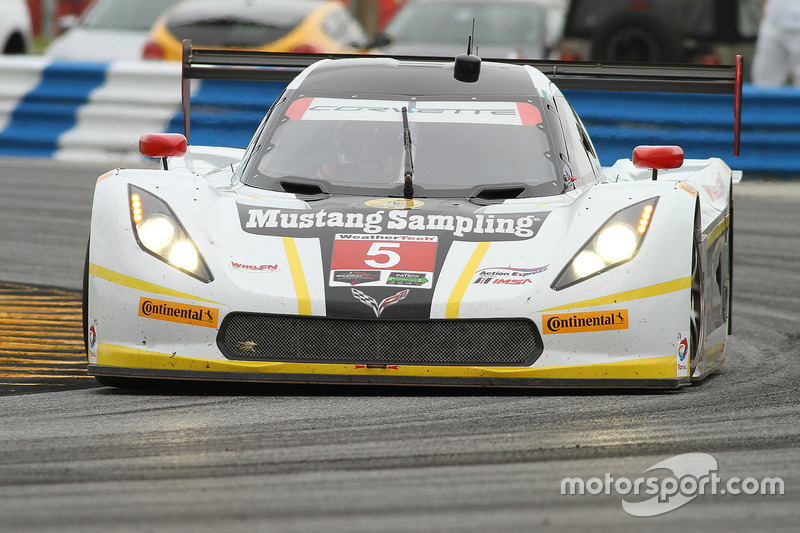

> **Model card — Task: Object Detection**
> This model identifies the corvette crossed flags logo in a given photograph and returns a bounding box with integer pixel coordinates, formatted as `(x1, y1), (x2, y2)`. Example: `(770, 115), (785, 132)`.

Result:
(351, 288), (409, 317)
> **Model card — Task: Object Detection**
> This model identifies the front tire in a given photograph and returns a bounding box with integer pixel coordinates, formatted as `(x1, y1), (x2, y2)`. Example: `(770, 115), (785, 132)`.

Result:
(82, 239), (90, 359)
(689, 236), (705, 376)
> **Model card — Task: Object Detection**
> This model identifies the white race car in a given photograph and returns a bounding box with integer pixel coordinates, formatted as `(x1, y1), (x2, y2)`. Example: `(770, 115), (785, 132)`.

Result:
(84, 45), (742, 388)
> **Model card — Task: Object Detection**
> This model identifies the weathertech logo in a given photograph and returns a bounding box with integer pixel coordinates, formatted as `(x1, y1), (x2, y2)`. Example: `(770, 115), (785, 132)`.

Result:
(138, 298), (219, 328)
(542, 310), (628, 334)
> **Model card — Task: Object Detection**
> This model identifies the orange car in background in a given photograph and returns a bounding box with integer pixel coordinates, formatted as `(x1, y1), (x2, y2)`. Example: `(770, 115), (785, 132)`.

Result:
(144, 0), (370, 60)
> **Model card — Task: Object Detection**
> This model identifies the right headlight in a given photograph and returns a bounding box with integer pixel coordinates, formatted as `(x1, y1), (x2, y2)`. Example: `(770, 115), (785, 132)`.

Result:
(129, 185), (213, 283)
(552, 197), (658, 290)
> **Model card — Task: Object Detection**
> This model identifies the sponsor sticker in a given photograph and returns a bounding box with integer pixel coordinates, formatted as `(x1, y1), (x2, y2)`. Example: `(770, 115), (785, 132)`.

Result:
(88, 324), (98, 363)
(542, 310), (628, 334)
(138, 297), (219, 328)
(240, 205), (546, 240)
(387, 272), (429, 287)
(330, 234), (437, 289)
(677, 336), (690, 376)
(230, 261), (279, 272)
(473, 265), (547, 285)
(365, 198), (424, 210)
(702, 174), (727, 202)
(332, 270), (381, 286)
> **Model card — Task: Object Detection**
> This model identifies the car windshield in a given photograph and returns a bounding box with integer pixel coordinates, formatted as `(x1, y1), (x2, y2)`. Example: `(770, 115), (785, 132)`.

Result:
(81, 0), (184, 31)
(385, 2), (549, 46)
(242, 92), (561, 198)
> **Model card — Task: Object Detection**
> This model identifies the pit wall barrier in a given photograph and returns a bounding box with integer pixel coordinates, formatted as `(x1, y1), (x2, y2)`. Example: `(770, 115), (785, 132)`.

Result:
(1, 57), (798, 176)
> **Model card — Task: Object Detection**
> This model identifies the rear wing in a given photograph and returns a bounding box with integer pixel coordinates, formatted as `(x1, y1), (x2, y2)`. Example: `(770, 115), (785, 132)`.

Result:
(181, 40), (743, 155)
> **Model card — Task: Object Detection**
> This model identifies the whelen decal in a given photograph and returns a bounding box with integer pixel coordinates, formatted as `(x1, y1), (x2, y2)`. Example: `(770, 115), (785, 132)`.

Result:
(330, 234), (437, 289)
(542, 310), (628, 334)
(230, 261), (279, 272)
(138, 297), (219, 328)
(351, 288), (409, 317)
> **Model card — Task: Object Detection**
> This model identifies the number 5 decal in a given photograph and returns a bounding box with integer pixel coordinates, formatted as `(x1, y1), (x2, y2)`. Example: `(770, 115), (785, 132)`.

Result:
(364, 242), (401, 268)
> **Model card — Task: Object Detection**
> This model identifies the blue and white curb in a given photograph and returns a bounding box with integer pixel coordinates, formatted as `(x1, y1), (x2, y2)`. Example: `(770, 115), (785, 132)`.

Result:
(1, 56), (799, 174)
(0, 57), (183, 162)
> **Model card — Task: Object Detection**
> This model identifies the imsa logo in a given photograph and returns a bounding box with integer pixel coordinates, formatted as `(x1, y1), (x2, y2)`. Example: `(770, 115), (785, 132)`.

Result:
(138, 297), (219, 328)
(542, 310), (628, 334)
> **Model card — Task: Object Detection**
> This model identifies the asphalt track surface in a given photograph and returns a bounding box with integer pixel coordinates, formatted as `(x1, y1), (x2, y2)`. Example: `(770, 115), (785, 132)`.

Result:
(0, 157), (797, 532)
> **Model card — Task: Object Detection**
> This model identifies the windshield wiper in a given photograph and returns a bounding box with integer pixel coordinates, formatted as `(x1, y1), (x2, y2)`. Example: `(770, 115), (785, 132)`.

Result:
(401, 106), (414, 199)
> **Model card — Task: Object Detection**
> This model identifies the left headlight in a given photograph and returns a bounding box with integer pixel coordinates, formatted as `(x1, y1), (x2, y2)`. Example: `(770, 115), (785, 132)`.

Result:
(129, 185), (213, 283)
(552, 197), (658, 290)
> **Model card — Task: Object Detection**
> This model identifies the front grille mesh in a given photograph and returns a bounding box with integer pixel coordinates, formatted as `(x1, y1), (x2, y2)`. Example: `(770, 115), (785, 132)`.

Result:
(218, 313), (542, 366)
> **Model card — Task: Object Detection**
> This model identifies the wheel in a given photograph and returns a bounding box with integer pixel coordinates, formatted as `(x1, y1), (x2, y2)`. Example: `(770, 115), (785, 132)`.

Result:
(689, 236), (705, 376)
(591, 12), (683, 62)
(82, 238), (89, 358)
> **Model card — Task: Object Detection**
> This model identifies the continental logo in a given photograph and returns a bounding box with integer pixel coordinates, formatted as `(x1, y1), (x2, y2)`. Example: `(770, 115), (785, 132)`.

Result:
(542, 310), (628, 334)
(138, 297), (219, 328)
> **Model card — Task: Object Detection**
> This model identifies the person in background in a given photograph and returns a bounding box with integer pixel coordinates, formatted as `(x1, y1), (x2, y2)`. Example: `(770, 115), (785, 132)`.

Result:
(752, 0), (800, 86)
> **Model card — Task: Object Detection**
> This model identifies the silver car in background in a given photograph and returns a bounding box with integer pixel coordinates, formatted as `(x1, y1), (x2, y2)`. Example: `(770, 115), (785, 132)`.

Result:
(370, 0), (567, 59)
(45, 0), (185, 60)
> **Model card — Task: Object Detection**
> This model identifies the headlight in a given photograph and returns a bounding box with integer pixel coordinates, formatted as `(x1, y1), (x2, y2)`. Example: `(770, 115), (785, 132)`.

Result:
(129, 185), (213, 282)
(552, 198), (658, 290)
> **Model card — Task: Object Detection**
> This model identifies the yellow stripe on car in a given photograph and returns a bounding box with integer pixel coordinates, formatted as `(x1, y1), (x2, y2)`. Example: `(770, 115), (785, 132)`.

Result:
(538, 277), (691, 313)
(282, 237), (312, 315)
(707, 214), (730, 248)
(445, 242), (490, 319)
(89, 263), (221, 304)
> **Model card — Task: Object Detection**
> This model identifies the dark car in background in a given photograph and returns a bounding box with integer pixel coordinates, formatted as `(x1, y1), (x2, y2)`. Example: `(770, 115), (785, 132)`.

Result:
(560, 0), (762, 65)
(370, 0), (567, 59)
(144, 0), (369, 60)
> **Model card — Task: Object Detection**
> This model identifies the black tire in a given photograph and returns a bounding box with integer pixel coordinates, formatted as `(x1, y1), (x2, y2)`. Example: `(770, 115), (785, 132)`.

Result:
(3, 33), (28, 54)
(689, 235), (705, 376)
(82, 238), (90, 359)
(727, 185), (734, 335)
(591, 12), (683, 62)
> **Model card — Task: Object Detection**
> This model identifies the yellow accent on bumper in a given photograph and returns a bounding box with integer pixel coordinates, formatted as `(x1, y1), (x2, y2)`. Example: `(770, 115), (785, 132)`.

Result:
(538, 277), (690, 313)
(95, 343), (678, 381)
(89, 263), (221, 305)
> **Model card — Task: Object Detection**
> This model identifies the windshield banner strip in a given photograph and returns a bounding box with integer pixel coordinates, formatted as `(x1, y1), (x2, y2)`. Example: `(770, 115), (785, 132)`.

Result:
(286, 97), (542, 126)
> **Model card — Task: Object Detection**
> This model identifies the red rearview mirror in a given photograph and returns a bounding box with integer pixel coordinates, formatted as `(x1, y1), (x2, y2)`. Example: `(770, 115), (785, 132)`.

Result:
(139, 133), (187, 158)
(632, 145), (684, 170)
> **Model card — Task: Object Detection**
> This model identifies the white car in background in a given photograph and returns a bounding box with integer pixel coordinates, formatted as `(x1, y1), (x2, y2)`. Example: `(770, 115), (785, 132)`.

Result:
(0, 0), (32, 54)
(45, 0), (185, 61)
